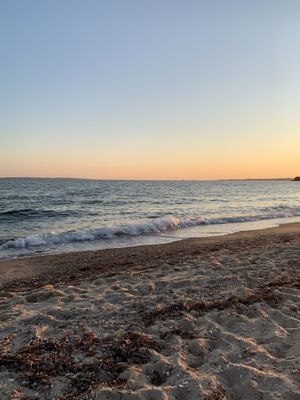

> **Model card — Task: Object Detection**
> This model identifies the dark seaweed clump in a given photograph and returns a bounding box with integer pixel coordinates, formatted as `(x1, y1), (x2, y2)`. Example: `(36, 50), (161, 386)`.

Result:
(0, 331), (160, 398)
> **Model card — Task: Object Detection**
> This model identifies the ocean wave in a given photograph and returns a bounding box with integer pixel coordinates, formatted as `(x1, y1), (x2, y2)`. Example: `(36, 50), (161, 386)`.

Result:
(1, 208), (300, 250)
(0, 208), (80, 220)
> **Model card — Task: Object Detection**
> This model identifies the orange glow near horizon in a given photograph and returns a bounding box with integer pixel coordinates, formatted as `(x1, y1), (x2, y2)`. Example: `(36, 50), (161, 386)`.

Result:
(1, 137), (299, 180)
(2, 120), (300, 180)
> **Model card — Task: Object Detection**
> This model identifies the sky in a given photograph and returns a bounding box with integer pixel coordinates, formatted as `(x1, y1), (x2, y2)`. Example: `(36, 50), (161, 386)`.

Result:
(1, 0), (300, 180)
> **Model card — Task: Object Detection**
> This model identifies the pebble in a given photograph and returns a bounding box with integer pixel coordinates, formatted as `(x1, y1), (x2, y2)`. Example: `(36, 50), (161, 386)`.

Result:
(178, 380), (189, 387)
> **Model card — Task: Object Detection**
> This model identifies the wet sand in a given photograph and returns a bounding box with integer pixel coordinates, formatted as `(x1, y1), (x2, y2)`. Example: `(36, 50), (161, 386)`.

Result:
(0, 223), (300, 399)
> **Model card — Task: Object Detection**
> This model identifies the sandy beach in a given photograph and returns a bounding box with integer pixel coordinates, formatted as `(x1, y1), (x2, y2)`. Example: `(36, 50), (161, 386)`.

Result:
(0, 223), (300, 399)
(2, 0), (300, 397)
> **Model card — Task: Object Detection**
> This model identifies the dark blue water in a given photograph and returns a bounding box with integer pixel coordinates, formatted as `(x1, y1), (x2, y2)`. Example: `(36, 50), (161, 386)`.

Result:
(0, 178), (299, 259)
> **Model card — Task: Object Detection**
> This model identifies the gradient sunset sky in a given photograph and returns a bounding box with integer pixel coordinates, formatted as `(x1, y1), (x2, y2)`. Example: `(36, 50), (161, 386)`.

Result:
(1, 0), (299, 180)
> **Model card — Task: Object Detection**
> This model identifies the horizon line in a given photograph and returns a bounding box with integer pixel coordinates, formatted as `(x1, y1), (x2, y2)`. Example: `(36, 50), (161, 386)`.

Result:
(0, 176), (294, 182)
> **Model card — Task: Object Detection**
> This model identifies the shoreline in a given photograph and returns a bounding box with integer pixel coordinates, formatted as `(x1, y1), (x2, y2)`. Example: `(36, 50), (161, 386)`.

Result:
(1, 222), (299, 291)
(0, 222), (300, 399)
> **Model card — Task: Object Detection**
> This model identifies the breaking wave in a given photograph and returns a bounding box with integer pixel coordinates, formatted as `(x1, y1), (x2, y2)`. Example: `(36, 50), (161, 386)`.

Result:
(1, 207), (300, 250)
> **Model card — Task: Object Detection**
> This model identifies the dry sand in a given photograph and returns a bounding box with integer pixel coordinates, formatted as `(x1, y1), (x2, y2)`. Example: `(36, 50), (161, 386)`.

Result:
(0, 223), (300, 399)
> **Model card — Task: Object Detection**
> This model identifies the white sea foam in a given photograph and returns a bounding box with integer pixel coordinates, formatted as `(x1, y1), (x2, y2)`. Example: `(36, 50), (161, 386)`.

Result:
(1, 208), (300, 250)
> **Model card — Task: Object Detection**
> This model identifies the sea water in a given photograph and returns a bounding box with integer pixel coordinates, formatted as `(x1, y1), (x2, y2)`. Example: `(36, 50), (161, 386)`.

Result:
(0, 178), (299, 259)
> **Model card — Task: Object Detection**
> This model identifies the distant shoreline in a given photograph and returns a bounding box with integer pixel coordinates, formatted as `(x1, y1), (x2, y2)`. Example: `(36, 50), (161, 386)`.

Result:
(0, 176), (295, 181)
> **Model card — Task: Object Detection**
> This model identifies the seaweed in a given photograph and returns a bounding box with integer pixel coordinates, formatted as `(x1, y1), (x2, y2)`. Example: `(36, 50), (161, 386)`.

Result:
(0, 331), (160, 397)
(142, 274), (300, 327)
(143, 288), (280, 326)
(204, 384), (227, 400)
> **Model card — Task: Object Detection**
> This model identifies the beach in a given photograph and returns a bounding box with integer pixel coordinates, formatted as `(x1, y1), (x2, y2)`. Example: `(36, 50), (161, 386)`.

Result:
(2, 0), (300, 397)
(0, 223), (300, 399)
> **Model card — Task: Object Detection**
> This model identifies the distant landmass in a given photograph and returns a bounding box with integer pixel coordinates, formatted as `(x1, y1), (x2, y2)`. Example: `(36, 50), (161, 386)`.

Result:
(294, 177), (300, 181)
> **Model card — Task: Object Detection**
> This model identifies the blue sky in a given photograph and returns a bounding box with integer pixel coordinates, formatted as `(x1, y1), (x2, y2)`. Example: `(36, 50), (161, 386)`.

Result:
(1, 0), (300, 178)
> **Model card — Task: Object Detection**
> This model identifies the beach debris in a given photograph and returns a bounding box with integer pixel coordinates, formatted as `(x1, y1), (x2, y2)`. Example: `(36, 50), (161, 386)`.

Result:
(0, 330), (161, 398)
(178, 379), (189, 388)
(142, 285), (283, 326)
(203, 383), (227, 400)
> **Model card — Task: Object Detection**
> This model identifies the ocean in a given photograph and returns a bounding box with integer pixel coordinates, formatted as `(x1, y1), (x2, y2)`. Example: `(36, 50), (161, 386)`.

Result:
(0, 178), (299, 259)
